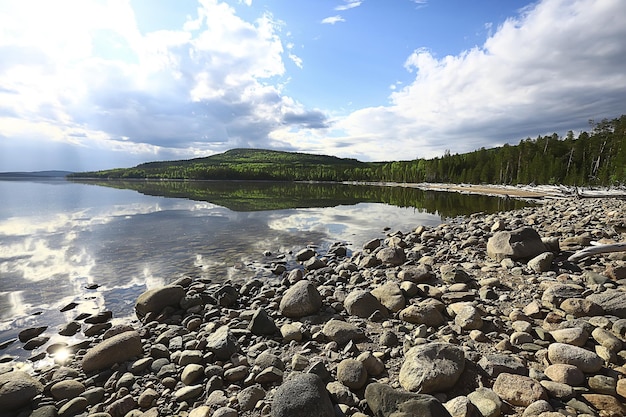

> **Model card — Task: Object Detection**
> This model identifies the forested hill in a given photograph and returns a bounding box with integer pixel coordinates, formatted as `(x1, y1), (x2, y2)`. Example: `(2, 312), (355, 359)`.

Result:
(69, 115), (626, 186)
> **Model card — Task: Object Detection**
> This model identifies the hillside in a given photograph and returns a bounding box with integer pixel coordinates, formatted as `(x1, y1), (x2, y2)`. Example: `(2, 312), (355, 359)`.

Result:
(0, 170), (73, 179)
(69, 115), (626, 186)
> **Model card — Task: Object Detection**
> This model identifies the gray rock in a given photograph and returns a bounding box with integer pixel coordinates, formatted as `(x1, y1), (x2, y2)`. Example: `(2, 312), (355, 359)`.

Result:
(271, 373), (334, 417)
(322, 319), (365, 345)
(344, 290), (389, 319)
(81, 330), (143, 372)
(527, 252), (554, 273)
(255, 351), (285, 371)
(135, 285), (185, 318)
(181, 364), (204, 385)
(237, 384), (265, 412)
(304, 256), (326, 270)
(58, 397), (88, 417)
(105, 394), (137, 417)
(440, 265), (472, 284)
(0, 371), (44, 411)
(174, 384), (204, 402)
(522, 400), (553, 417)
(279, 280), (322, 318)
(206, 326), (239, 361)
(477, 354), (527, 377)
(444, 396), (482, 417)
(296, 248), (316, 261)
(559, 298), (603, 317)
(492, 373), (547, 407)
(547, 343), (603, 373)
(587, 290), (626, 318)
(466, 388), (502, 417)
(336, 359), (367, 390)
(214, 284), (239, 307)
(399, 343), (465, 393)
(399, 303), (445, 327)
(544, 364), (584, 386)
(487, 227), (547, 261)
(376, 247), (406, 266)
(18, 326), (47, 342)
(397, 265), (434, 283)
(248, 308), (279, 335)
(50, 379), (85, 400)
(371, 281), (406, 312)
(365, 383), (451, 417)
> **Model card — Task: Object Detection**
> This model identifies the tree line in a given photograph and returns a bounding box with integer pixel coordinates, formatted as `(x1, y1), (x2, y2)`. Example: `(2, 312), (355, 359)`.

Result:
(69, 115), (626, 186)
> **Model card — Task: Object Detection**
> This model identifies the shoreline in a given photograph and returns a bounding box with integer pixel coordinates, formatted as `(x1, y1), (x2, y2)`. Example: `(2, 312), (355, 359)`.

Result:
(1, 197), (626, 416)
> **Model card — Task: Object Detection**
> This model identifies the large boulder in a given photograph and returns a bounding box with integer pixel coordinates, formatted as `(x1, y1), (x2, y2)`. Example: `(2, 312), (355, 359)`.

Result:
(279, 280), (322, 318)
(487, 227), (547, 261)
(0, 371), (44, 411)
(365, 383), (451, 417)
(82, 330), (143, 372)
(399, 343), (465, 393)
(135, 285), (186, 318)
(271, 373), (334, 417)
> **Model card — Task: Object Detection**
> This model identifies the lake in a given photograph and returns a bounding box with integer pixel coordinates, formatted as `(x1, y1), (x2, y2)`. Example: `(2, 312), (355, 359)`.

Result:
(0, 179), (530, 362)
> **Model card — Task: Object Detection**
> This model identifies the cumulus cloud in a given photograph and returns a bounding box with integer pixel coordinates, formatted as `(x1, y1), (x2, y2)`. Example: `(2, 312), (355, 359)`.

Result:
(0, 0), (327, 170)
(323, 0), (626, 160)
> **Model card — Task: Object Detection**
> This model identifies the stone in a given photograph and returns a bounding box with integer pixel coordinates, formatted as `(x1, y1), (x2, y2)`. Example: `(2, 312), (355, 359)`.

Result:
(444, 396), (482, 417)
(549, 327), (588, 347)
(477, 354), (527, 377)
(280, 323), (302, 342)
(296, 248), (316, 261)
(591, 327), (622, 352)
(58, 397), (88, 417)
(105, 394), (137, 417)
(255, 351), (285, 370)
(206, 325), (239, 361)
(371, 281), (406, 312)
(547, 343), (603, 373)
(466, 388), (502, 417)
(344, 290), (389, 319)
(365, 383), (451, 417)
(527, 252), (554, 273)
(336, 359), (367, 390)
(399, 342), (465, 393)
(580, 393), (626, 416)
(539, 380), (575, 399)
(0, 371), (44, 411)
(238, 384), (265, 411)
(279, 280), (323, 318)
(189, 406), (212, 417)
(248, 308), (279, 335)
(559, 298), (603, 317)
(50, 379), (85, 400)
(255, 366), (283, 384)
(271, 373), (335, 417)
(587, 290), (626, 318)
(544, 364), (584, 386)
(215, 284), (239, 307)
(18, 326), (47, 342)
(322, 319), (365, 345)
(81, 330), (143, 372)
(135, 285), (185, 318)
(617, 378), (626, 399)
(376, 247), (406, 266)
(397, 265), (434, 283)
(399, 303), (445, 327)
(492, 373), (547, 407)
(487, 227), (547, 261)
(138, 388), (159, 408)
(453, 304), (483, 330)
(174, 384), (204, 401)
(213, 407), (237, 417)
(181, 364), (204, 385)
(326, 381), (359, 406)
(522, 400), (553, 417)
(357, 351), (385, 376)
(440, 265), (472, 284)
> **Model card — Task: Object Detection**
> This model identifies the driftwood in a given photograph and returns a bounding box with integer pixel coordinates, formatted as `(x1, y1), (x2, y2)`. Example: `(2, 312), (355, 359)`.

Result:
(568, 241), (626, 262)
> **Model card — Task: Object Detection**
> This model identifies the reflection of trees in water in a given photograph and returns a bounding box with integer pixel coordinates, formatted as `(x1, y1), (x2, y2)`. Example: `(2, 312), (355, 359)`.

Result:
(78, 180), (533, 216)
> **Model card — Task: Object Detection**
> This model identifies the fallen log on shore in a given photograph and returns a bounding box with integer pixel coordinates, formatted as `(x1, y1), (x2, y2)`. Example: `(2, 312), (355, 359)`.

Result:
(568, 241), (626, 262)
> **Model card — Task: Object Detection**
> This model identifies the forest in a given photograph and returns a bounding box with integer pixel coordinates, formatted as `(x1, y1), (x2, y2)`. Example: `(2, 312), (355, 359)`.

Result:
(69, 115), (626, 186)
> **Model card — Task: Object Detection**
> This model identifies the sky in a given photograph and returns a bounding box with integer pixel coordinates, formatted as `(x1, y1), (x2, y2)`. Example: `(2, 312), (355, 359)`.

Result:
(0, 0), (625, 172)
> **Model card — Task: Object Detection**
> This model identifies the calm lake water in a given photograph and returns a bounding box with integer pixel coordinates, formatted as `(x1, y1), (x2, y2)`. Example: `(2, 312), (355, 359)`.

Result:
(0, 179), (530, 361)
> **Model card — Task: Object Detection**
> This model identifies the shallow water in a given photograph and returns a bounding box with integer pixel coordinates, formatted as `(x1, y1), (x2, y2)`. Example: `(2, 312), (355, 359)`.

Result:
(0, 179), (530, 362)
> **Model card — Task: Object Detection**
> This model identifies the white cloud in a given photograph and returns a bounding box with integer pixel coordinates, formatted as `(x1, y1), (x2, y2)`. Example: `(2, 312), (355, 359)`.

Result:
(0, 0), (328, 170)
(321, 15), (345, 25)
(335, 1), (362, 11)
(322, 0), (626, 160)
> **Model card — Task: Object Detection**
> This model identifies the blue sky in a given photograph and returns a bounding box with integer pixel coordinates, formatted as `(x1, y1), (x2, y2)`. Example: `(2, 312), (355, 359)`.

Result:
(0, 0), (624, 172)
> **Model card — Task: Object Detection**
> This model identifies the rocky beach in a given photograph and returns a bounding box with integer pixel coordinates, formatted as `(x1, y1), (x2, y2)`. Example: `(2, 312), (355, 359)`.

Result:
(1, 196), (625, 417)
